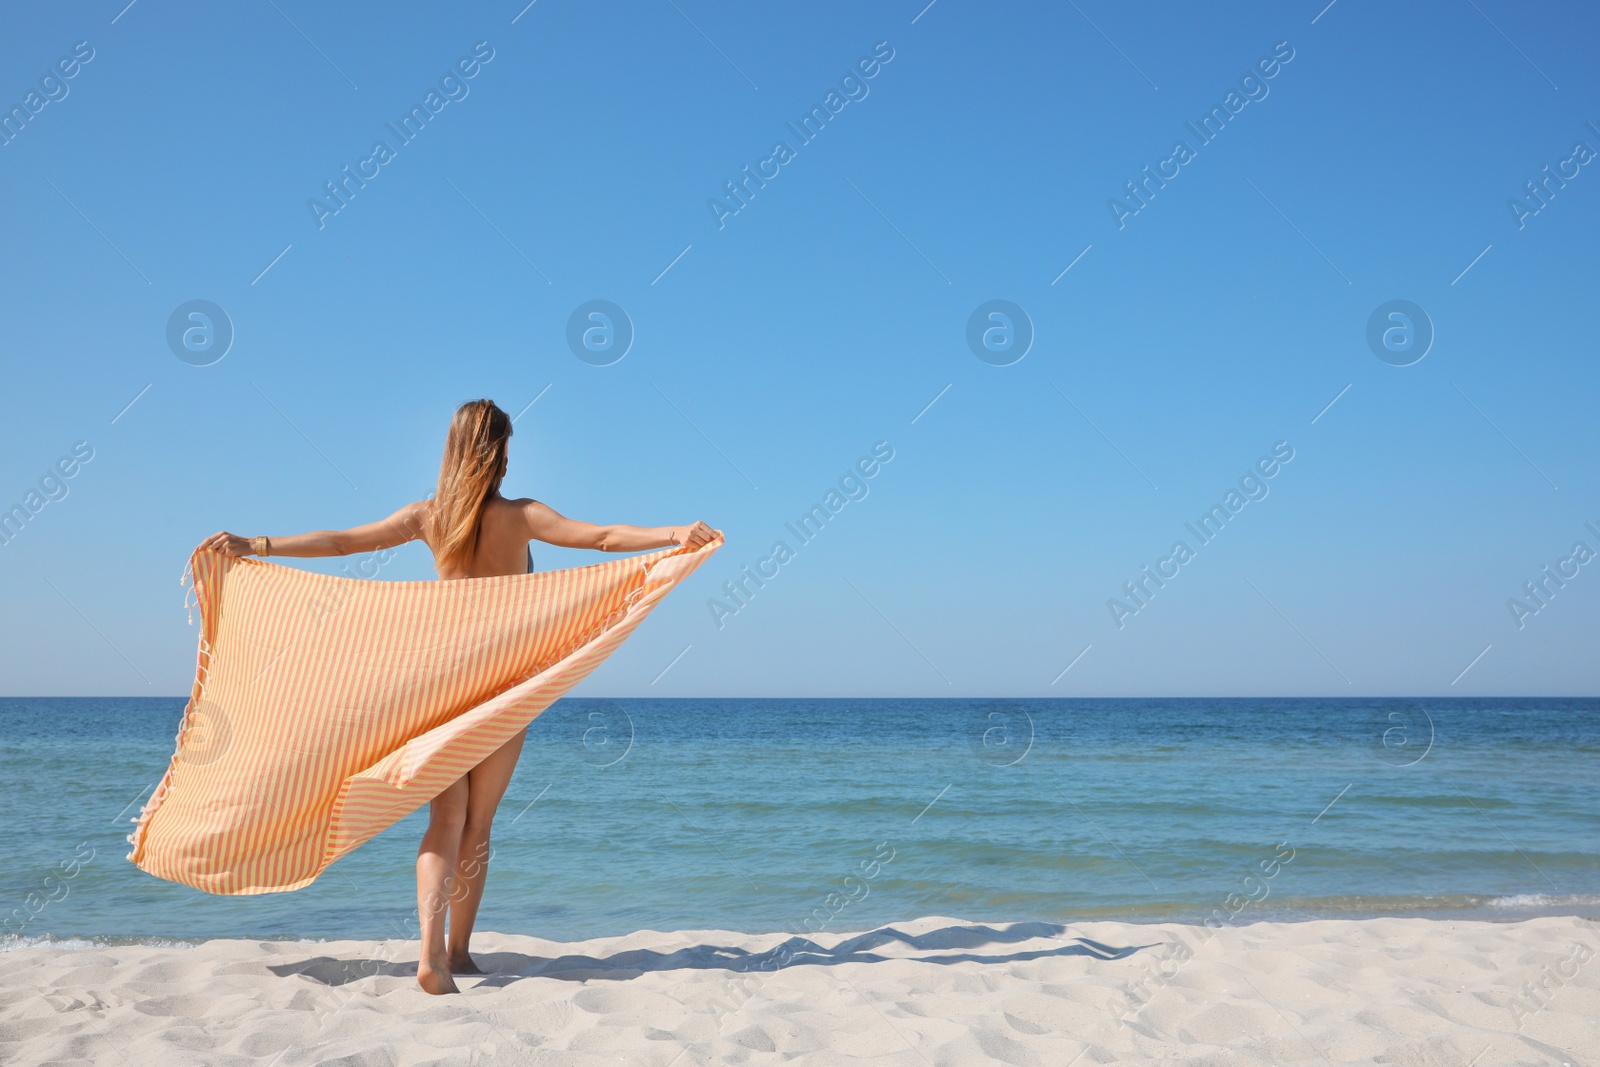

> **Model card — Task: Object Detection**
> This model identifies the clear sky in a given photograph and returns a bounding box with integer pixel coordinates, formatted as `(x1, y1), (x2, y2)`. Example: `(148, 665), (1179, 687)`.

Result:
(2, 0), (1597, 697)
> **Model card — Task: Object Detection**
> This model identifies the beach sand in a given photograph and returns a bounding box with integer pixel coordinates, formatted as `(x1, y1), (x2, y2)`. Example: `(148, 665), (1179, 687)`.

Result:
(4, 914), (1595, 1065)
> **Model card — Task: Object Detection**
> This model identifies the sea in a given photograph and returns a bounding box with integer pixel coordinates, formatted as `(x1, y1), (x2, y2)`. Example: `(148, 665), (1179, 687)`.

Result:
(2, 697), (1597, 947)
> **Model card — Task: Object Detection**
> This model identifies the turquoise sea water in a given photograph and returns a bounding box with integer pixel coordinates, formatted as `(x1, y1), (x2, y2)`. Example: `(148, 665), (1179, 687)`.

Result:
(2, 697), (1596, 946)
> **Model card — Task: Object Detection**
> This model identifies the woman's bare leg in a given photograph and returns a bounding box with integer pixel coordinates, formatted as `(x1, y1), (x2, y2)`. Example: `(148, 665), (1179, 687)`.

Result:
(447, 727), (527, 973)
(416, 775), (470, 994)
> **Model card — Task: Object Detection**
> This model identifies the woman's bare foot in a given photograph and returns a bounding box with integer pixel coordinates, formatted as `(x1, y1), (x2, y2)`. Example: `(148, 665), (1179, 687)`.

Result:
(449, 951), (486, 975)
(417, 960), (460, 995)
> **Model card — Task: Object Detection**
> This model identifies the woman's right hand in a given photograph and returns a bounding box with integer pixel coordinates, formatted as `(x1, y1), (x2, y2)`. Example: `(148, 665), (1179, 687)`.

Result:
(200, 531), (254, 556)
(672, 521), (716, 550)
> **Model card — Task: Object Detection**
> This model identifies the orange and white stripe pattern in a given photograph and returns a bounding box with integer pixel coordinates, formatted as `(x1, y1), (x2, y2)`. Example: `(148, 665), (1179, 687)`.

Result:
(128, 535), (720, 894)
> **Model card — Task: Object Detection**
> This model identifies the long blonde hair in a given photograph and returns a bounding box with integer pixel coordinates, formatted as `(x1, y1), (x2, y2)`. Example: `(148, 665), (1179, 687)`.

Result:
(430, 399), (513, 573)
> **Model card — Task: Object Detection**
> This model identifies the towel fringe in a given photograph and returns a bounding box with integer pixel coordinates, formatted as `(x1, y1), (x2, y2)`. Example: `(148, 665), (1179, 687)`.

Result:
(180, 561), (196, 625)
(133, 559), (213, 855)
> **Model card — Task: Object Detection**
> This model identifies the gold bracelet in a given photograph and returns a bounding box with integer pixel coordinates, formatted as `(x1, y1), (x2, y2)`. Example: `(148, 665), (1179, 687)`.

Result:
(251, 536), (269, 556)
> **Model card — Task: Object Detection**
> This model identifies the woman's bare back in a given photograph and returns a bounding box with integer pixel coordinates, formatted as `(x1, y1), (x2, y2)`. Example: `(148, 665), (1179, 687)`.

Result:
(421, 496), (717, 580)
(427, 496), (536, 580)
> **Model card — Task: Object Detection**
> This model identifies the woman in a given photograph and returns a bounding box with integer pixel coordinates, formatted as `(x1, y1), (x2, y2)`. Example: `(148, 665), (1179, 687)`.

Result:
(200, 399), (714, 994)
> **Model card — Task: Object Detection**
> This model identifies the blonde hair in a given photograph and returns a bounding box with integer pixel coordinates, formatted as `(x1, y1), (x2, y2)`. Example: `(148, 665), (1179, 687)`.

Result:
(429, 399), (512, 573)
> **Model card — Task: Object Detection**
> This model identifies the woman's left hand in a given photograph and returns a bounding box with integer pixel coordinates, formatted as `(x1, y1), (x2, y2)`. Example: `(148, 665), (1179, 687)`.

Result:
(673, 521), (716, 550)
(200, 531), (254, 556)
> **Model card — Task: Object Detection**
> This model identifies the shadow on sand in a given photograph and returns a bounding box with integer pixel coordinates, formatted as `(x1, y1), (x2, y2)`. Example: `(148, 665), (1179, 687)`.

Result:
(269, 920), (1156, 987)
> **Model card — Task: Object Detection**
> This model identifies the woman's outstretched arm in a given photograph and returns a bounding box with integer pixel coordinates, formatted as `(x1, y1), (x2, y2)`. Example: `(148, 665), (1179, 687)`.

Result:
(199, 502), (429, 558)
(519, 500), (714, 553)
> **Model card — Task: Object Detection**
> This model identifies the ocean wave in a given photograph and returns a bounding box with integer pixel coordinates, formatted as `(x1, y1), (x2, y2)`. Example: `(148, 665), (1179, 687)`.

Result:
(0, 934), (198, 953)
(1485, 893), (1600, 908)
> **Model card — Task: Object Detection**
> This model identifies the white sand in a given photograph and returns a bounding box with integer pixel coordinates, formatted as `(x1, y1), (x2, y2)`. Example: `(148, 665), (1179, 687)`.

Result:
(3, 915), (1596, 1065)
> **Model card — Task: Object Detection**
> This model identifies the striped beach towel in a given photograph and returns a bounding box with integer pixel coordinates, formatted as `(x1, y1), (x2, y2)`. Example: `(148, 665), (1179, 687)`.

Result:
(128, 536), (719, 894)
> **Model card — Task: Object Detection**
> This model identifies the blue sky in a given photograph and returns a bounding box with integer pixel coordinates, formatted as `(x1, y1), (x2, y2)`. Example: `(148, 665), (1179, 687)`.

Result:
(2, 0), (1597, 697)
